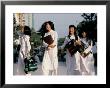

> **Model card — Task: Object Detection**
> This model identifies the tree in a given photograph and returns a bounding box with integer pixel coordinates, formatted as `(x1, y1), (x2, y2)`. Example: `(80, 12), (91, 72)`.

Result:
(30, 28), (42, 48)
(77, 13), (97, 42)
(58, 38), (65, 46)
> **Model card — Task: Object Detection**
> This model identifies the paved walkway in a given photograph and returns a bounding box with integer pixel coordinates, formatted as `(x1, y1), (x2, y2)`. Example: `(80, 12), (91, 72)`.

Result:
(13, 62), (97, 75)
(13, 62), (67, 75)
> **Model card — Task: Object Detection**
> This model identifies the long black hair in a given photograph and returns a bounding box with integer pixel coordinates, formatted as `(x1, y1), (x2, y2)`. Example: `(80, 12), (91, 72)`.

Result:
(39, 21), (55, 40)
(79, 29), (90, 41)
(68, 25), (78, 40)
(24, 26), (31, 36)
(79, 30), (93, 46)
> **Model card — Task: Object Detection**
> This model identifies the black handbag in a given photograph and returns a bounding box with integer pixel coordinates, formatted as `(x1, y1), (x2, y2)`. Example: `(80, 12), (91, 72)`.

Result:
(24, 57), (38, 74)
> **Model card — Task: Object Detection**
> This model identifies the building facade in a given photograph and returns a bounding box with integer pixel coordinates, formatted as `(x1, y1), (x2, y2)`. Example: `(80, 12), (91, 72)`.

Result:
(14, 13), (34, 29)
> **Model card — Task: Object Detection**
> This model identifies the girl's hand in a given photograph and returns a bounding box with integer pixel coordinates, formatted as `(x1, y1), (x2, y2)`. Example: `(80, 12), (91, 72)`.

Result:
(75, 40), (81, 45)
(50, 45), (56, 48)
(47, 47), (51, 50)
(81, 53), (86, 58)
(48, 44), (56, 48)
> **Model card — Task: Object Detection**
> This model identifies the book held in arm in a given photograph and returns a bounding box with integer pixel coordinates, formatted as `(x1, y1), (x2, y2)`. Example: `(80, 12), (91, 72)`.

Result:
(43, 35), (54, 45)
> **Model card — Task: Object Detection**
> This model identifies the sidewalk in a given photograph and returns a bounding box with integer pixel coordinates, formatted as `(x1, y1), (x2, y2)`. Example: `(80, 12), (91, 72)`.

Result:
(13, 62), (67, 75)
(13, 62), (97, 75)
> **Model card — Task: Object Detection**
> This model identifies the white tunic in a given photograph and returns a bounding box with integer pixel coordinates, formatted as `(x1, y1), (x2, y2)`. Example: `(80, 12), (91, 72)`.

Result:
(61, 35), (81, 75)
(42, 30), (58, 75)
(17, 35), (31, 75)
(80, 38), (95, 75)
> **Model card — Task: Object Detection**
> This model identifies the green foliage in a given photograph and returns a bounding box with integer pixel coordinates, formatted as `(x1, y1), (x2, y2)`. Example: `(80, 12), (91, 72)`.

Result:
(77, 13), (97, 41)
(30, 29), (42, 48)
(58, 38), (65, 46)
(58, 37), (66, 62)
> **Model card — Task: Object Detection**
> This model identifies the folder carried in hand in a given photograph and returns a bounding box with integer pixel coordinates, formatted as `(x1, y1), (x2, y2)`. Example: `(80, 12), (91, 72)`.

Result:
(43, 35), (54, 45)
